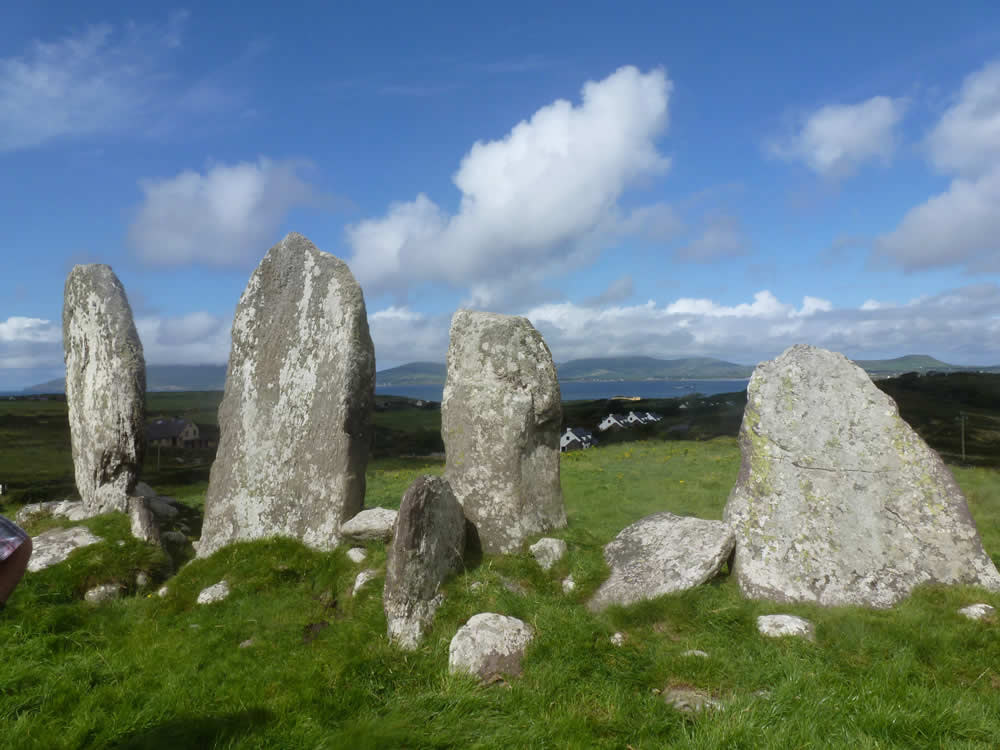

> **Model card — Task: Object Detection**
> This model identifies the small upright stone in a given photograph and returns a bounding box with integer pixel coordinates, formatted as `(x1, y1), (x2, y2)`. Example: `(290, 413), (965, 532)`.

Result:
(529, 538), (567, 571)
(448, 613), (534, 682)
(63, 265), (145, 514)
(384, 476), (466, 649)
(442, 310), (565, 554)
(198, 233), (375, 557)
(725, 345), (1000, 608)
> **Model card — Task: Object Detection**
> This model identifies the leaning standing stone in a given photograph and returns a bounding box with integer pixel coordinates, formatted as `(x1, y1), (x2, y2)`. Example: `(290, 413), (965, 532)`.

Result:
(384, 476), (466, 649)
(198, 233), (375, 557)
(63, 265), (145, 514)
(442, 310), (565, 555)
(725, 344), (1000, 608)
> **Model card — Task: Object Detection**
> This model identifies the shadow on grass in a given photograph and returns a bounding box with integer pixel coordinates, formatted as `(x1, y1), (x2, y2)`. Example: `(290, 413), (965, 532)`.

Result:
(109, 708), (273, 749)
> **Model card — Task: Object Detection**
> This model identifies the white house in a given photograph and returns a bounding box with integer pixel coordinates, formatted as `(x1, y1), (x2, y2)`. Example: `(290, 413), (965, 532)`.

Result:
(626, 411), (649, 425)
(643, 411), (662, 422)
(560, 427), (594, 452)
(597, 414), (627, 432)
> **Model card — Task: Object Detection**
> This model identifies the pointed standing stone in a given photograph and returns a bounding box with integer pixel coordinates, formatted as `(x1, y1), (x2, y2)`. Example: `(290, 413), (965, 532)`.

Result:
(63, 265), (146, 514)
(442, 310), (565, 555)
(384, 476), (466, 649)
(198, 233), (375, 557)
(725, 344), (1000, 608)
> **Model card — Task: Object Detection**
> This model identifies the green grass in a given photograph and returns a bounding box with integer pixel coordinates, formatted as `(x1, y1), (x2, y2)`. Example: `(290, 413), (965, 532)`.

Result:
(3, 438), (1000, 748)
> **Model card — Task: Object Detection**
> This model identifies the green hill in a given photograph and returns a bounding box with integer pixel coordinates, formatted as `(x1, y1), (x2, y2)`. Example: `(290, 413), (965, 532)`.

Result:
(852, 354), (959, 375)
(374, 361), (447, 386)
(557, 356), (753, 381)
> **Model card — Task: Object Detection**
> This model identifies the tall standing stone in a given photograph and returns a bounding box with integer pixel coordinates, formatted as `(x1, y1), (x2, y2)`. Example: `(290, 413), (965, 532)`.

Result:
(384, 476), (466, 649)
(198, 233), (375, 557)
(724, 344), (1000, 608)
(442, 310), (565, 555)
(63, 265), (145, 514)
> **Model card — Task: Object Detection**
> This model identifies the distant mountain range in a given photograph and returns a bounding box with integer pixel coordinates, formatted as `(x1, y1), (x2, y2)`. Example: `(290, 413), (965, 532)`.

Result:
(23, 355), (1000, 393)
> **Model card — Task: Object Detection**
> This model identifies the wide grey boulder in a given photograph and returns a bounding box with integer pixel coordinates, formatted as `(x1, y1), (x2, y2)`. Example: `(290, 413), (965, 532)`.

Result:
(448, 613), (534, 682)
(28, 527), (103, 572)
(63, 265), (145, 514)
(340, 507), (397, 543)
(725, 344), (1000, 608)
(442, 310), (565, 555)
(587, 512), (734, 612)
(384, 476), (466, 649)
(198, 233), (375, 557)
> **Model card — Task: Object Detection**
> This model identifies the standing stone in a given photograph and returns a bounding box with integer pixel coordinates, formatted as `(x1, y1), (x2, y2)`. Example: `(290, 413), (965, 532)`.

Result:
(442, 310), (565, 555)
(198, 233), (375, 557)
(384, 476), (466, 649)
(63, 265), (145, 514)
(725, 344), (1000, 608)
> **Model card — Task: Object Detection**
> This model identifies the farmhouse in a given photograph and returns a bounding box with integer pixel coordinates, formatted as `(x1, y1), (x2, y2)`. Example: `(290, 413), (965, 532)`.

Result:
(560, 427), (594, 452)
(146, 418), (215, 449)
(597, 414), (628, 432)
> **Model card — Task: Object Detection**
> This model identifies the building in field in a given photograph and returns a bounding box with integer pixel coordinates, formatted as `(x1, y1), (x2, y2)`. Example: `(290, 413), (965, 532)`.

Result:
(560, 427), (594, 452)
(146, 417), (216, 449)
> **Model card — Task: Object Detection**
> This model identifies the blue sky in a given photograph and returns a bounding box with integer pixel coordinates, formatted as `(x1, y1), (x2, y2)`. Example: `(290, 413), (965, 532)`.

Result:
(3, 1), (1000, 389)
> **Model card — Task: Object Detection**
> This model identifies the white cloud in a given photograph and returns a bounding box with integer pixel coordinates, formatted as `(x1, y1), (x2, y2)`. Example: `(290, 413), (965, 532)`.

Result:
(770, 96), (906, 178)
(0, 317), (61, 343)
(128, 158), (323, 266)
(0, 317), (62, 369)
(134, 314), (230, 365)
(875, 61), (1000, 273)
(674, 214), (750, 262)
(367, 307), (450, 367)
(347, 66), (673, 303)
(0, 12), (196, 151)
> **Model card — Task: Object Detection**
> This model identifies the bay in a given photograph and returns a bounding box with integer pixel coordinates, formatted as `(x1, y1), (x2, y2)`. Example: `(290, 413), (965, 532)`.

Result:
(376, 379), (749, 402)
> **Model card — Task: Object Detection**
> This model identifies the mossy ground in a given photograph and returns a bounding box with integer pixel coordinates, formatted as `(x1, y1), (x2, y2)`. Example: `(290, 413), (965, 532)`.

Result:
(2, 438), (999, 749)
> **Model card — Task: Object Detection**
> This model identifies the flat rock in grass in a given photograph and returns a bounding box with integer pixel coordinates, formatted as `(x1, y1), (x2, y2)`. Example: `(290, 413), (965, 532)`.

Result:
(28, 527), (103, 572)
(725, 344), (1000, 608)
(682, 649), (709, 658)
(662, 686), (722, 714)
(347, 547), (367, 564)
(197, 580), (230, 604)
(17, 500), (97, 525)
(448, 613), (534, 682)
(442, 310), (566, 555)
(198, 233), (375, 557)
(384, 476), (466, 649)
(63, 264), (145, 515)
(529, 537), (566, 570)
(340, 507), (397, 543)
(757, 614), (815, 640)
(587, 512), (734, 612)
(84, 583), (123, 604)
(561, 575), (575, 593)
(353, 568), (378, 596)
(958, 603), (996, 621)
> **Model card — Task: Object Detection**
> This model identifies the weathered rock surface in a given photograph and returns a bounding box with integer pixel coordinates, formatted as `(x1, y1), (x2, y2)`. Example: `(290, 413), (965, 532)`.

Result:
(442, 310), (565, 555)
(347, 547), (367, 564)
(199, 233), (375, 557)
(63, 264), (145, 514)
(958, 603), (996, 621)
(529, 537), (566, 570)
(127, 497), (160, 545)
(84, 584), (123, 604)
(28, 527), (103, 572)
(340, 507), (397, 543)
(587, 512), (735, 612)
(448, 613), (534, 681)
(17, 500), (95, 525)
(197, 581), (230, 604)
(353, 569), (378, 596)
(724, 344), (1000, 608)
(757, 614), (815, 640)
(384, 476), (466, 649)
(662, 686), (722, 714)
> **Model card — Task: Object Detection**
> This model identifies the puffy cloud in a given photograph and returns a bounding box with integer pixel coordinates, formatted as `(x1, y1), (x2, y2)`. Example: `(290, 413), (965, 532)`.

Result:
(367, 307), (450, 367)
(0, 317), (62, 369)
(347, 66), (673, 302)
(875, 61), (1000, 273)
(134, 314), (231, 365)
(769, 96), (906, 178)
(128, 158), (323, 266)
(0, 12), (202, 151)
(673, 214), (750, 262)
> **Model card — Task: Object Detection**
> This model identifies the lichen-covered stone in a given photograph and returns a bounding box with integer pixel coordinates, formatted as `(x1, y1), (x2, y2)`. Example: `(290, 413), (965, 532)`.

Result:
(340, 507), (397, 543)
(757, 614), (815, 640)
(725, 344), (1000, 608)
(448, 613), (534, 681)
(63, 264), (145, 514)
(384, 476), (466, 649)
(197, 580), (230, 604)
(84, 583), (123, 604)
(198, 233), (375, 557)
(442, 310), (565, 554)
(127, 496), (160, 545)
(587, 512), (734, 612)
(529, 537), (567, 570)
(27, 527), (103, 572)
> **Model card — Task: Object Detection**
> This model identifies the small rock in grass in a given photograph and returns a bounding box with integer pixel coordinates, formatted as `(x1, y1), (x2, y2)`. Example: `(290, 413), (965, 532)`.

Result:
(958, 603), (996, 620)
(561, 575), (575, 593)
(347, 547), (367, 564)
(197, 580), (230, 604)
(28, 527), (103, 572)
(116, 540), (126, 547)
(662, 686), (722, 714)
(529, 538), (567, 571)
(448, 613), (534, 682)
(84, 583), (123, 604)
(501, 578), (527, 596)
(340, 507), (398, 543)
(757, 614), (815, 641)
(610, 632), (626, 647)
(469, 581), (484, 592)
(135, 571), (150, 587)
(157, 585), (169, 598)
(682, 649), (709, 658)
(239, 638), (255, 649)
(353, 569), (378, 596)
